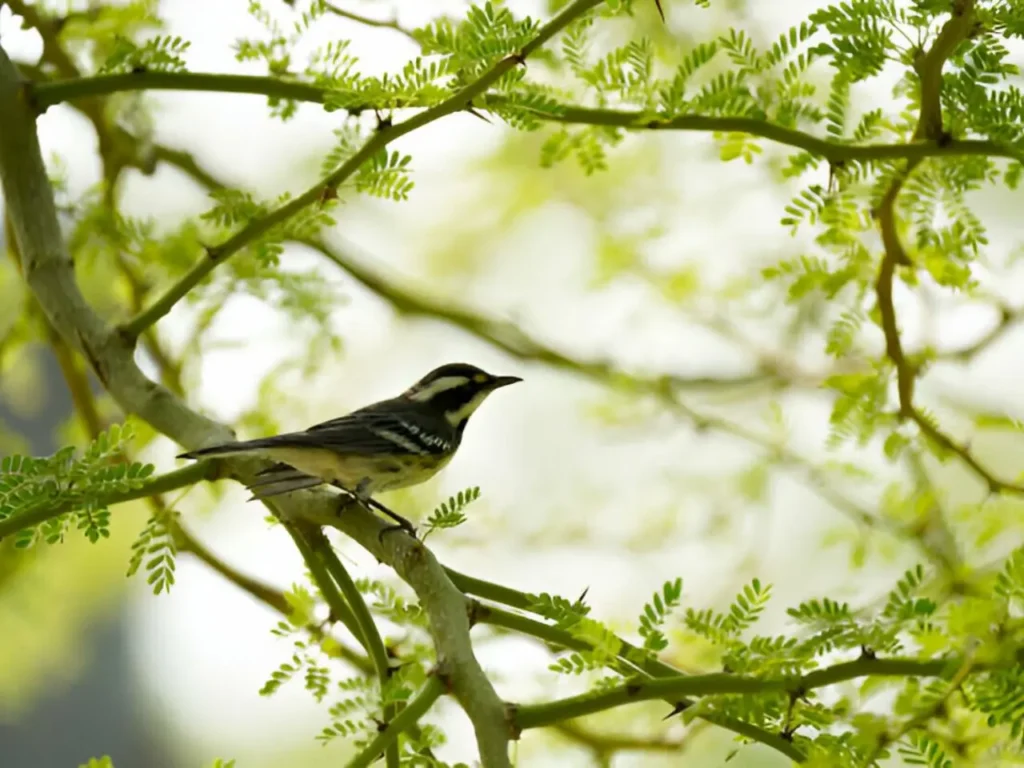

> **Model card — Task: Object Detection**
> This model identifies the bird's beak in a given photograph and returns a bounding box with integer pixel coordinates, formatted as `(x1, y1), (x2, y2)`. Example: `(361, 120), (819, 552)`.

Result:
(490, 375), (522, 389)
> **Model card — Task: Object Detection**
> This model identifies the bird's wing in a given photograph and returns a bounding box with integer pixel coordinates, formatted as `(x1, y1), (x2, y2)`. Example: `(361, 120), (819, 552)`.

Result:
(297, 399), (454, 456)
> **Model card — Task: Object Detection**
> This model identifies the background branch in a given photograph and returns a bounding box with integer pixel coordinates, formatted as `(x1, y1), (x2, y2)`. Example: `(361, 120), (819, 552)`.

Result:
(871, 0), (1024, 497)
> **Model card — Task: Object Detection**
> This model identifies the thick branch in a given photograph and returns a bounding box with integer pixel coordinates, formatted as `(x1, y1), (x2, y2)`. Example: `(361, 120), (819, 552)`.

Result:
(3, 36), (509, 762)
(296, 500), (515, 765)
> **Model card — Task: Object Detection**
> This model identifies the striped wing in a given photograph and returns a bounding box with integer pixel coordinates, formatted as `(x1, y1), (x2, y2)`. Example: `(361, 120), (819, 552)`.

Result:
(301, 398), (455, 456)
(241, 399), (454, 500)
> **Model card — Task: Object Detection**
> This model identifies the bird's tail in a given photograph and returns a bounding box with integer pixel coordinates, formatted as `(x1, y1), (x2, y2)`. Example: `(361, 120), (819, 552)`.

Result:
(176, 438), (282, 460)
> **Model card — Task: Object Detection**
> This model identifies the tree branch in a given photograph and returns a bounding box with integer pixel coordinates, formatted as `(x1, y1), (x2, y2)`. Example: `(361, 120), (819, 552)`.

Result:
(304, 525), (401, 768)
(323, 2), (421, 44)
(461, 584), (806, 761)
(119, 0), (607, 337)
(28, 74), (1022, 165)
(286, 523), (367, 665)
(871, 1), (1024, 497)
(511, 656), (966, 731)
(345, 676), (446, 768)
(0, 30), (528, 765)
(0, 462), (216, 541)
(552, 719), (698, 756)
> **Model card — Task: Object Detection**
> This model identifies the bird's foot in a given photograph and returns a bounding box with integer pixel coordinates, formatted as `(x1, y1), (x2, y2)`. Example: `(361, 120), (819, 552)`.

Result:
(334, 481), (417, 541)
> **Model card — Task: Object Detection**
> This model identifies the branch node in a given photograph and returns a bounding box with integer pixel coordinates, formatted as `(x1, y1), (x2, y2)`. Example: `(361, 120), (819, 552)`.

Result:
(504, 703), (522, 740)
(860, 644), (877, 660)
(466, 597), (484, 628)
(318, 185), (338, 205)
(432, 663), (455, 695)
(115, 323), (139, 347)
(20, 81), (43, 115)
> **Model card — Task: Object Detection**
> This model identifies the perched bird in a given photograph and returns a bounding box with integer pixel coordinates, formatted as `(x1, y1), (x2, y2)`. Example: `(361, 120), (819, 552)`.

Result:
(176, 363), (521, 533)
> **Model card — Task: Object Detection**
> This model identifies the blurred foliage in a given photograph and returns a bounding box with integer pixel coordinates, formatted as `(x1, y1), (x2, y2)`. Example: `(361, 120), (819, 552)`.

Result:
(2, 0), (1024, 766)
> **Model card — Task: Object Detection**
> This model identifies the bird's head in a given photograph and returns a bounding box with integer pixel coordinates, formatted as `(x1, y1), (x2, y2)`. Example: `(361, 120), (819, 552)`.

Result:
(403, 363), (521, 430)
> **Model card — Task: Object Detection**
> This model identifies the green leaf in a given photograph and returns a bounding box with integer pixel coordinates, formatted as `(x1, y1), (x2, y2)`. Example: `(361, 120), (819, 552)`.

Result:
(422, 486), (481, 540)
(637, 578), (683, 652)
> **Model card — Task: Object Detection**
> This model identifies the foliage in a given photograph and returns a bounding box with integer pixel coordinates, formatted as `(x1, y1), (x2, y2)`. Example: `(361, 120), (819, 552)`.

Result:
(3, 0), (1024, 765)
(0, 423), (153, 549)
(421, 486), (481, 540)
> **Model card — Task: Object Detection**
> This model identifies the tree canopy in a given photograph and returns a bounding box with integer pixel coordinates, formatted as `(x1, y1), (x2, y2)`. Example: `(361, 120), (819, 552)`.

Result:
(2, 0), (1024, 766)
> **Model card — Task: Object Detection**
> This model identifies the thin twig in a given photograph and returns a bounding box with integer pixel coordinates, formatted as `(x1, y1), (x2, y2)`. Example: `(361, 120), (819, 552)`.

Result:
(323, 2), (421, 44)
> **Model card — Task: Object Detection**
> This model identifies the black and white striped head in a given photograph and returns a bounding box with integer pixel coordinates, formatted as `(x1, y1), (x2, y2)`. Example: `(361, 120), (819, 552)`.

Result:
(403, 363), (521, 429)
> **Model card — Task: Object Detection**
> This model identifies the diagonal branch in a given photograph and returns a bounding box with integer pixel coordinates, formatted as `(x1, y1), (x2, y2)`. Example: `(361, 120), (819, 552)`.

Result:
(303, 525), (401, 768)
(345, 676), (446, 768)
(120, 0), (607, 337)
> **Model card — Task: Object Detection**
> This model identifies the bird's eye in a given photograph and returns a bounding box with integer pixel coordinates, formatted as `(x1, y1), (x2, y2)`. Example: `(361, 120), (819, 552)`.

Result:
(473, 373), (488, 383)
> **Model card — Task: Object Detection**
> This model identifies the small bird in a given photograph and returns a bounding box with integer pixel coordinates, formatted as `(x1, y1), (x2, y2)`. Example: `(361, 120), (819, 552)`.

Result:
(176, 363), (521, 534)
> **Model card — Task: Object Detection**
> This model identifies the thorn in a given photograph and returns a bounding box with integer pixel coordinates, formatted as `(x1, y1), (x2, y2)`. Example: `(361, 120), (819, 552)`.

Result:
(653, 0), (666, 22)
(374, 109), (393, 131)
(860, 644), (877, 660)
(465, 106), (492, 123)
(318, 185), (338, 205)
(505, 703), (522, 740)
(662, 700), (690, 720)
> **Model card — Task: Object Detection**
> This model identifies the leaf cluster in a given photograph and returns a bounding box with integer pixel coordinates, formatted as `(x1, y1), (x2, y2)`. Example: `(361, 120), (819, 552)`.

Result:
(0, 423), (153, 548)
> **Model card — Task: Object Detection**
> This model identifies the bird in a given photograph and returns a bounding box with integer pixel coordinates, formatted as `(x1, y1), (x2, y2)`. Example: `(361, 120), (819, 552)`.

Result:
(176, 362), (522, 535)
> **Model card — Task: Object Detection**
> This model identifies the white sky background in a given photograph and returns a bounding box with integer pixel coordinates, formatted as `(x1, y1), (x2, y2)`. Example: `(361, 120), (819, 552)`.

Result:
(4, 0), (1024, 765)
